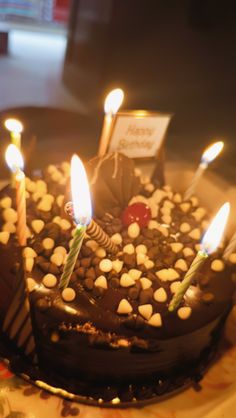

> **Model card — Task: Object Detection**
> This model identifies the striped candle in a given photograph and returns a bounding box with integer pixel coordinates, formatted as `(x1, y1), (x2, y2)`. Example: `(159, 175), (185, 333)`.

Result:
(59, 225), (86, 289)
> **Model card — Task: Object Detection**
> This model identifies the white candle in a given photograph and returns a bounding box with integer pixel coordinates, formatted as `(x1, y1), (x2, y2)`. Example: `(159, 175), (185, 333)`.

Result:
(98, 88), (124, 156)
(5, 144), (27, 246)
(184, 141), (224, 201)
(223, 231), (236, 260)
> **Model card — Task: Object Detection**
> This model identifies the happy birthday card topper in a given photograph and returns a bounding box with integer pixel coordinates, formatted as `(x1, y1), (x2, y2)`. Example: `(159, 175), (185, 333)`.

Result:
(108, 111), (172, 159)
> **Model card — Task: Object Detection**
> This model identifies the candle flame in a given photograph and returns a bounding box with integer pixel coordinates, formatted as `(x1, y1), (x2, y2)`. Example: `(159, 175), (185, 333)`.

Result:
(71, 155), (92, 226)
(201, 202), (230, 254)
(104, 88), (124, 114)
(201, 141), (224, 164)
(5, 118), (23, 134)
(5, 144), (24, 172)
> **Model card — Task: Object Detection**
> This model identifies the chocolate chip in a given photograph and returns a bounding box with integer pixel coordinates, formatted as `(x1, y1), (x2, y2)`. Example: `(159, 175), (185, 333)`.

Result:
(95, 266), (102, 276)
(43, 222), (60, 241)
(199, 275), (210, 287)
(110, 277), (120, 288)
(139, 288), (153, 304)
(92, 286), (105, 298)
(85, 267), (96, 280)
(202, 292), (214, 304)
(142, 239), (153, 249)
(147, 246), (159, 259)
(84, 278), (94, 290)
(123, 238), (133, 245)
(75, 259), (80, 268)
(123, 253), (136, 268)
(143, 229), (154, 239)
(32, 240), (44, 254)
(48, 264), (60, 275)
(128, 286), (140, 300)
(75, 267), (85, 278)
(38, 261), (51, 273)
(147, 272), (156, 281)
(163, 253), (176, 266)
(80, 257), (91, 268)
(81, 246), (93, 257)
(91, 257), (101, 266)
(134, 235), (145, 246)
(43, 249), (53, 258)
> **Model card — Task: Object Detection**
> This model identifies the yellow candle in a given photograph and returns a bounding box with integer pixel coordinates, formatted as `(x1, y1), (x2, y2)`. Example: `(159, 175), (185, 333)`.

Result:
(98, 88), (124, 156)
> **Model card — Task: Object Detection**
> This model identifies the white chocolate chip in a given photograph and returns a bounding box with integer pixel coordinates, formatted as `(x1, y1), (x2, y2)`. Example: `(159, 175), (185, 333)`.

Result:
(148, 313), (162, 327)
(123, 244), (135, 255)
(86, 240), (99, 251)
(54, 246), (67, 256)
(27, 278), (37, 292)
(145, 183), (155, 193)
(183, 247), (195, 257)
(138, 304), (153, 320)
(156, 268), (180, 281)
(51, 170), (62, 182)
(163, 200), (175, 209)
(175, 258), (188, 271)
(128, 222), (140, 239)
(25, 257), (34, 273)
(201, 220), (209, 230)
(170, 243), (183, 253)
(195, 243), (201, 251)
(190, 196), (198, 207)
(192, 207), (206, 222)
(173, 193), (182, 203)
(111, 233), (122, 245)
(211, 259), (225, 272)
(2, 222), (16, 233)
(170, 281), (181, 293)
(23, 247), (37, 258)
(51, 332), (59, 343)
(148, 199), (158, 218)
(154, 287), (167, 302)
(3, 208), (17, 223)
(229, 253), (236, 264)
(36, 179), (47, 192)
(0, 196), (12, 209)
(136, 244), (147, 255)
(52, 216), (62, 226)
(61, 161), (70, 174)
(162, 215), (172, 224)
(117, 299), (133, 314)
(112, 259), (123, 273)
(42, 238), (55, 250)
(50, 252), (64, 266)
(56, 195), (64, 207)
(160, 206), (171, 216)
(136, 253), (148, 265)
(0, 231), (10, 245)
(180, 222), (191, 233)
(60, 219), (71, 231)
(180, 203), (191, 213)
(94, 275), (108, 289)
(140, 277), (152, 289)
(120, 273), (135, 287)
(188, 228), (201, 240)
(47, 164), (57, 174)
(144, 259), (155, 269)
(148, 220), (159, 230)
(31, 219), (45, 234)
(95, 247), (106, 258)
(99, 259), (113, 273)
(152, 189), (166, 203)
(62, 287), (76, 302)
(128, 269), (142, 280)
(42, 273), (57, 288)
(177, 306), (192, 320)
(37, 198), (52, 212)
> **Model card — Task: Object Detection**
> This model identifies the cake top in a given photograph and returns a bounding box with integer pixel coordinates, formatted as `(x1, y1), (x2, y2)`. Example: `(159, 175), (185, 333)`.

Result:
(0, 153), (235, 345)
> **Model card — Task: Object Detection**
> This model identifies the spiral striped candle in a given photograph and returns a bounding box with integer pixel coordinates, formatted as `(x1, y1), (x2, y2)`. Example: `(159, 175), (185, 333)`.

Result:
(59, 225), (86, 289)
(87, 219), (119, 254)
(184, 163), (206, 201)
(15, 169), (27, 247)
(223, 232), (236, 260)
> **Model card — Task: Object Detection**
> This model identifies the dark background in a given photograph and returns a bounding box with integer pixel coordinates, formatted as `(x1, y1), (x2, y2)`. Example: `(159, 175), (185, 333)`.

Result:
(1, 0), (236, 179)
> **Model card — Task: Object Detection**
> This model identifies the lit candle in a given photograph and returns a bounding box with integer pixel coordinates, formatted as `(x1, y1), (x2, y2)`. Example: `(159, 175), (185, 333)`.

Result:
(223, 231), (236, 260)
(5, 145), (27, 246)
(5, 118), (23, 150)
(168, 202), (230, 311)
(98, 88), (124, 156)
(184, 141), (224, 201)
(59, 155), (92, 289)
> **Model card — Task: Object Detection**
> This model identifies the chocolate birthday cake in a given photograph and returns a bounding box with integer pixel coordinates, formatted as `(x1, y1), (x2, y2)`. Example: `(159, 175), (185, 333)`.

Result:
(0, 152), (235, 405)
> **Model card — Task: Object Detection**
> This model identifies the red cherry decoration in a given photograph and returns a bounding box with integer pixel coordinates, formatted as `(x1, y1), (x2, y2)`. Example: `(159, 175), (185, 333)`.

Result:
(121, 202), (151, 228)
